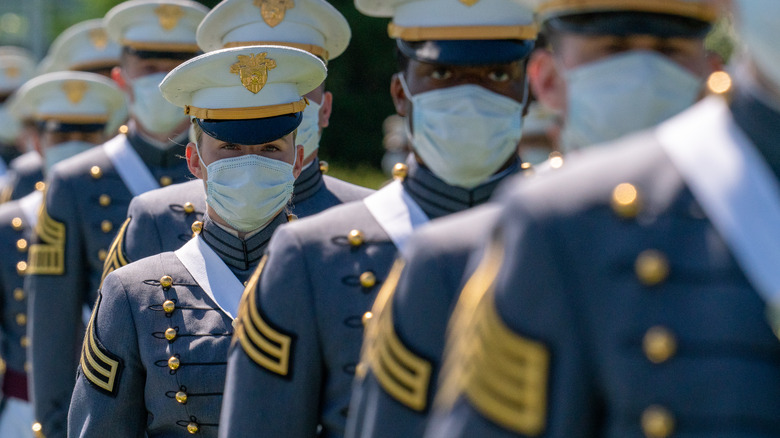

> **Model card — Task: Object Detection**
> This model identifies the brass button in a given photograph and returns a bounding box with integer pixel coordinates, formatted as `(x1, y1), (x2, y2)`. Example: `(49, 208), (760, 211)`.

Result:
(101, 220), (113, 233)
(183, 202), (195, 214)
(520, 161), (533, 170)
(16, 313), (26, 326)
(360, 271), (376, 289)
(11, 217), (23, 231)
(348, 229), (364, 247)
(549, 152), (564, 169)
(16, 238), (28, 252)
(160, 275), (173, 289)
(32, 422), (42, 435)
(20, 336), (29, 348)
(34, 181), (45, 192)
(175, 390), (188, 404)
(319, 160), (329, 174)
(160, 176), (172, 187)
(635, 250), (670, 286)
(90, 166), (102, 179)
(98, 249), (108, 261)
(16, 261), (27, 275)
(118, 124), (129, 135)
(187, 422), (199, 434)
(362, 311), (373, 326)
(392, 163), (408, 180)
(163, 300), (176, 314)
(287, 214), (298, 222)
(643, 326), (677, 364)
(707, 71), (732, 95)
(99, 194), (111, 207)
(612, 183), (642, 219)
(13, 288), (24, 301)
(191, 221), (203, 235)
(641, 405), (675, 438)
(167, 356), (180, 370)
(165, 328), (177, 341)
(24, 362), (30, 374)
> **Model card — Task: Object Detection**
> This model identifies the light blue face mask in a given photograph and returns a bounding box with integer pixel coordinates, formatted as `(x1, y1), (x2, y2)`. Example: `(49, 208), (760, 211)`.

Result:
(401, 76), (525, 189)
(197, 146), (296, 233)
(560, 50), (703, 152)
(44, 140), (95, 174)
(296, 99), (322, 160)
(736, 0), (780, 92)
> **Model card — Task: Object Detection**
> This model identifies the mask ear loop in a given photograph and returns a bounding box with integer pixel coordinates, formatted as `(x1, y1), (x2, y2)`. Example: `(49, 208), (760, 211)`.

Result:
(398, 73), (417, 147)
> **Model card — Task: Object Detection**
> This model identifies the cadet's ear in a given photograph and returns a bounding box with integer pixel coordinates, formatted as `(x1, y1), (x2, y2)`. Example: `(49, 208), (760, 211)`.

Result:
(318, 91), (333, 129)
(292, 144), (304, 179)
(186, 142), (203, 179)
(390, 73), (409, 117)
(528, 49), (566, 113)
(111, 67), (128, 92)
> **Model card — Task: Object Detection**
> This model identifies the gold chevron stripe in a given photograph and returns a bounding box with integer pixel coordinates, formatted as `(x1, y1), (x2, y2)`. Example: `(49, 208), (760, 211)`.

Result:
(100, 217), (131, 287)
(27, 193), (65, 275)
(80, 294), (122, 395)
(236, 256), (293, 376)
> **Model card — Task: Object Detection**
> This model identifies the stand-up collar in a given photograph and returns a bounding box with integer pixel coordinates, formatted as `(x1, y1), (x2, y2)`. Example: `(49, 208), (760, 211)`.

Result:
(126, 129), (187, 168)
(293, 158), (324, 202)
(199, 212), (287, 273)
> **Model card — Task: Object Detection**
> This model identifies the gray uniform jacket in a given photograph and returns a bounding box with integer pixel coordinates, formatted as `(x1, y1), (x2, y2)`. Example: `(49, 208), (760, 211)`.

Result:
(103, 158), (373, 278)
(428, 93), (780, 437)
(0, 151), (43, 204)
(346, 204), (501, 438)
(25, 133), (192, 438)
(0, 193), (39, 404)
(220, 159), (520, 438)
(69, 213), (287, 437)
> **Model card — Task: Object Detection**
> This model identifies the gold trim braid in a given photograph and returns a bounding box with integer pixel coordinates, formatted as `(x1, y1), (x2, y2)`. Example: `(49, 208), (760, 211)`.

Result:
(361, 259), (433, 411)
(436, 239), (550, 436)
(100, 217), (131, 287)
(27, 195), (66, 275)
(388, 23), (538, 41)
(538, 0), (718, 22)
(223, 41), (329, 61)
(80, 294), (122, 396)
(235, 256), (293, 376)
(185, 98), (308, 120)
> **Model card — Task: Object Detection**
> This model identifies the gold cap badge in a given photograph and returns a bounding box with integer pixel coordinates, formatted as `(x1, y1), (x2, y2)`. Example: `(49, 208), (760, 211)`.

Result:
(230, 53), (277, 94)
(254, 0), (295, 27)
(63, 80), (88, 104)
(155, 4), (184, 31)
(89, 28), (109, 50)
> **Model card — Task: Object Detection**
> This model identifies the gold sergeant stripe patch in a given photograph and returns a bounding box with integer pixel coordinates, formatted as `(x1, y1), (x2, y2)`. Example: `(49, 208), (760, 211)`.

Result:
(361, 259), (433, 411)
(235, 255), (293, 376)
(100, 217), (131, 286)
(436, 239), (549, 436)
(27, 193), (66, 275)
(80, 294), (123, 396)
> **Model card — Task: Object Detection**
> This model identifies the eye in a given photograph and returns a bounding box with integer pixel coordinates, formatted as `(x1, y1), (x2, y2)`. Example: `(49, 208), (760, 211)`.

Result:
(262, 144), (281, 152)
(221, 143), (241, 150)
(430, 68), (453, 80)
(488, 71), (511, 82)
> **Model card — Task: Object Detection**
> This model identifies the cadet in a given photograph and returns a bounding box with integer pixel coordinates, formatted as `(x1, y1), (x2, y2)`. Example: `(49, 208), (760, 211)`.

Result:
(69, 44), (324, 438)
(219, 0), (536, 436)
(346, 1), (721, 436)
(100, 0), (372, 279)
(42, 19), (123, 78)
(427, 0), (780, 436)
(24, 2), (207, 436)
(0, 71), (125, 438)
(0, 47), (39, 203)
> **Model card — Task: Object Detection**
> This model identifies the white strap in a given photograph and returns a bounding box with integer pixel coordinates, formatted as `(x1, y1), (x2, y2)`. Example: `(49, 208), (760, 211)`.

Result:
(18, 190), (42, 230)
(103, 135), (159, 196)
(175, 235), (244, 319)
(658, 96), (780, 308)
(363, 179), (429, 255)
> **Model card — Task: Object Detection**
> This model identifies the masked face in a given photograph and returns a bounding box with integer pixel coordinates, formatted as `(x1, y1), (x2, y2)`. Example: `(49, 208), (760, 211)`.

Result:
(44, 140), (95, 173)
(735, 0), (780, 91)
(129, 72), (189, 136)
(559, 50), (703, 151)
(401, 75), (525, 188)
(296, 99), (322, 160)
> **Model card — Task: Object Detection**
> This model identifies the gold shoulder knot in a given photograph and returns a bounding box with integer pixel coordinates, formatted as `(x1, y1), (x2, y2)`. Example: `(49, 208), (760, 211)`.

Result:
(235, 255), (293, 376)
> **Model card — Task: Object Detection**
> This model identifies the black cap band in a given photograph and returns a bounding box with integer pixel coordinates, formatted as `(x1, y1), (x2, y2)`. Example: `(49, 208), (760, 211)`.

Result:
(196, 112), (302, 145)
(396, 39), (535, 66)
(545, 11), (712, 38)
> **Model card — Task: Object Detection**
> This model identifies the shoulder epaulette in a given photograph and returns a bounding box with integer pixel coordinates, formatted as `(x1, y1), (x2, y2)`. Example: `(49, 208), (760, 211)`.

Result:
(235, 256), (293, 376)
(80, 294), (123, 396)
(437, 240), (549, 436)
(100, 217), (131, 286)
(27, 194), (66, 275)
(361, 259), (432, 412)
